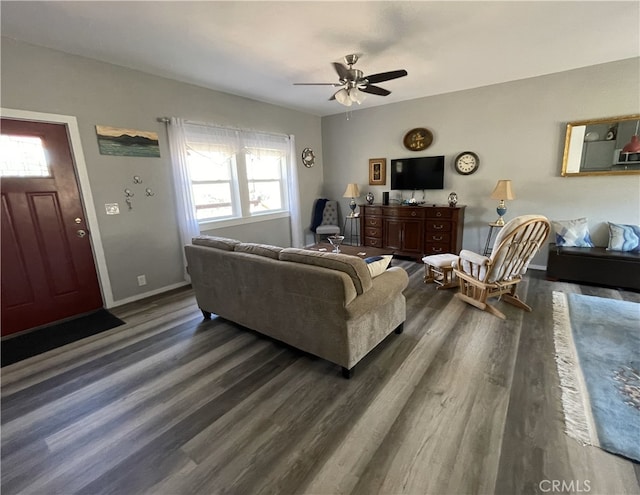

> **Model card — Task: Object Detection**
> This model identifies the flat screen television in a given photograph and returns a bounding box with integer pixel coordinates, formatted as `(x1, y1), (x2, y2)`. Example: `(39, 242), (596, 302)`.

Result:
(390, 156), (445, 190)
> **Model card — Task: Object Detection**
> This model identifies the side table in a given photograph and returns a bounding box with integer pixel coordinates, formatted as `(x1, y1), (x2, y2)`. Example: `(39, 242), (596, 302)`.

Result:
(483, 222), (503, 256)
(344, 215), (360, 246)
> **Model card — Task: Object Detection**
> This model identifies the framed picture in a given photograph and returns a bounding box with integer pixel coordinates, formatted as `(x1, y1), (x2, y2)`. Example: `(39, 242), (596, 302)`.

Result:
(96, 125), (160, 157)
(369, 158), (386, 185)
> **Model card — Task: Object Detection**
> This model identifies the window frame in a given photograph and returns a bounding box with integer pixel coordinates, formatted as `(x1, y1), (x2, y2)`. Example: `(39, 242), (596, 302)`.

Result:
(183, 125), (291, 228)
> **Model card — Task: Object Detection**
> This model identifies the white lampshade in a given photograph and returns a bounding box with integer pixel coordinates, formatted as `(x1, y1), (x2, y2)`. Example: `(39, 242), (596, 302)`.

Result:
(490, 180), (515, 200)
(343, 183), (360, 198)
(349, 87), (366, 104)
(335, 88), (352, 107)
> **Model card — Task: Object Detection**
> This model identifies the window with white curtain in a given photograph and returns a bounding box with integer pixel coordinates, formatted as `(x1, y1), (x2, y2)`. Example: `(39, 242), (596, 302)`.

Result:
(183, 123), (290, 226)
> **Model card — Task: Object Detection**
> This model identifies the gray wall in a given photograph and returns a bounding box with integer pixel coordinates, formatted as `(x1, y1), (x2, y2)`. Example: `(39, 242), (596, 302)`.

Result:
(3, 36), (639, 307)
(321, 58), (640, 267)
(1, 38), (324, 305)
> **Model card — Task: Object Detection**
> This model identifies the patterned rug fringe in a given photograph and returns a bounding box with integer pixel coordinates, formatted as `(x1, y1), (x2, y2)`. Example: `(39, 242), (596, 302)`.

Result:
(552, 291), (597, 447)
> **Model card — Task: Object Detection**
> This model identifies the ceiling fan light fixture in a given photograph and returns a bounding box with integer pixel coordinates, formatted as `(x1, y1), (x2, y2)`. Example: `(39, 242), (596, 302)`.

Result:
(335, 88), (352, 106)
(349, 87), (366, 104)
(294, 54), (407, 107)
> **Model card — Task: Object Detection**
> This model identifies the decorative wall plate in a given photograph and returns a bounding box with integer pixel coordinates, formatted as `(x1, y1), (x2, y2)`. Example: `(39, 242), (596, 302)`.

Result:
(301, 147), (315, 167)
(403, 128), (433, 151)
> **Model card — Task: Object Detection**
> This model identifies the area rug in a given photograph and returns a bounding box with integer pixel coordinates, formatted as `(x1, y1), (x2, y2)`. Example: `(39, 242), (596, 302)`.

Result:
(552, 291), (640, 462)
(1, 309), (125, 367)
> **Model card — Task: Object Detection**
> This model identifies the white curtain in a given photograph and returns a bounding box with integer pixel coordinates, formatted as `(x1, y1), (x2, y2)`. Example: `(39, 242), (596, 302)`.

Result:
(167, 117), (200, 281)
(287, 134), (303, 247)
(239, 130), (302, 247)
(168, 119), (303, 264)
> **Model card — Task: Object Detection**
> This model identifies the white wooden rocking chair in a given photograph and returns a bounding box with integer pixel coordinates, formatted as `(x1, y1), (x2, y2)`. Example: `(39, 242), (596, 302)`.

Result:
(453, 215), (550, 319)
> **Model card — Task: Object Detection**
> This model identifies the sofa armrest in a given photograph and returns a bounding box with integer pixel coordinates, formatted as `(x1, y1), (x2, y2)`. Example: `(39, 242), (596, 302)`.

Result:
(345, 266), (408, 318)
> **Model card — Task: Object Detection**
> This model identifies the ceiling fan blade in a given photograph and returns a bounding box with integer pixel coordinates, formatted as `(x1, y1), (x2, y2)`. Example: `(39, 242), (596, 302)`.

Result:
(332, 62), (350, 80)
(360, 85), (391, 96)
(365, 70), (408, 84)
(293, 82), (340, 86)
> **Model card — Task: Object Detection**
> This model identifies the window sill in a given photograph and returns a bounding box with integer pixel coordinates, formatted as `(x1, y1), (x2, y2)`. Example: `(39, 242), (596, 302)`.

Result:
(199, 211), (290, 230)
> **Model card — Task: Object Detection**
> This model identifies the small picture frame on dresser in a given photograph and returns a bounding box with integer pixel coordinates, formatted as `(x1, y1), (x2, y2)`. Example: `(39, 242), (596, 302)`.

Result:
(369, 158), (386, 185)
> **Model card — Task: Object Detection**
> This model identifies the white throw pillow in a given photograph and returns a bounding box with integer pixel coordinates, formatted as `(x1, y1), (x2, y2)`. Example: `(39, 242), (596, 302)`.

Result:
(364, 255), (393, 278)
(551, 218), (595, 247)
(607, 222), (640, 252)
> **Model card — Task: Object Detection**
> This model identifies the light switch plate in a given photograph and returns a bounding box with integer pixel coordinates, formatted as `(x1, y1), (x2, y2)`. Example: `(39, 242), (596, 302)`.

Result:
(105, 203), (120, 215)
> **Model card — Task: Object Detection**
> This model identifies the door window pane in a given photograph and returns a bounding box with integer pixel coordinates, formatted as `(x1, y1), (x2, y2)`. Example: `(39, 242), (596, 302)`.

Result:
(0, 135), (50, 177)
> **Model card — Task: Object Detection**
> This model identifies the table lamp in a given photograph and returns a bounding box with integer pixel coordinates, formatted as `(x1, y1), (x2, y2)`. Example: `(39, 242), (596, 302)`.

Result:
(343, 183), (360, 217)
(490, 180), (515, 226)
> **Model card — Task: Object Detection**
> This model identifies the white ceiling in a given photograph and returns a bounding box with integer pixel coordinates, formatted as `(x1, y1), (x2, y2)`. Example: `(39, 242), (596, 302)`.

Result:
(2, 1), (639, 117)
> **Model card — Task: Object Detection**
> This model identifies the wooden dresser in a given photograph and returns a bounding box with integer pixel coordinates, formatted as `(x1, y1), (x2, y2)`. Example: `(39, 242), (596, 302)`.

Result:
(359, 204), (466, 261)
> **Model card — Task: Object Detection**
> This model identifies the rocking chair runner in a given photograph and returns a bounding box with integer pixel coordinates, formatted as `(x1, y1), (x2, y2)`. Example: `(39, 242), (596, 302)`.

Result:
(453, 215), (550, 319)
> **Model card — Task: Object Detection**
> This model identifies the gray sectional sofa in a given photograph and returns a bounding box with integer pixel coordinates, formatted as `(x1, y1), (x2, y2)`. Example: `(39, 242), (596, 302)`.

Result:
(184, 236), (409, 377)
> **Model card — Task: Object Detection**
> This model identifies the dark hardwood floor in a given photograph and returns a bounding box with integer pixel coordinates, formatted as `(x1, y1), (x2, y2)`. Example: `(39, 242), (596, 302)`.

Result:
(1, 262), (639, 494)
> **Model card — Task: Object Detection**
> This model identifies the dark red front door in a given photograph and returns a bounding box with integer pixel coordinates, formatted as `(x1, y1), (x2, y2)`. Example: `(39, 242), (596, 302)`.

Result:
(1, 119), (103, 336)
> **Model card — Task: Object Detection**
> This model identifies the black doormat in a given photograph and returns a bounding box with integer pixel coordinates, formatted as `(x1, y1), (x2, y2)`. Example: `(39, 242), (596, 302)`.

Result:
(1, 309), (125, 367)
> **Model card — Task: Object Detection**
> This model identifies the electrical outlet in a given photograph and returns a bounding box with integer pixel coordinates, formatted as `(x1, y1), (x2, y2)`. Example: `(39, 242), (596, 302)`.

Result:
(137, 275), (147, 286)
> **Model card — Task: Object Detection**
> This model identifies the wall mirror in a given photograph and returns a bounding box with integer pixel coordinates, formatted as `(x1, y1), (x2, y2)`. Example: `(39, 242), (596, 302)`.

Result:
(561, 114), (640, 176)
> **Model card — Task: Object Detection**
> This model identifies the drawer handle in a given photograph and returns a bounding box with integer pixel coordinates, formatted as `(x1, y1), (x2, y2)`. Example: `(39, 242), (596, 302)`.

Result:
(411, 211), (416, 217)
(436, 212), (442, 217)
(433, 236), (443, 241)
(433, 225), (444, 230)
(433, 247), (443, 253)
(368, 220), (376, 225)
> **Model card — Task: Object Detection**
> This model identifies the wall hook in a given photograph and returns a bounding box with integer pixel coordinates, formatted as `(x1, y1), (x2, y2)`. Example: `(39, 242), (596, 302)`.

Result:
(145, 188), (155, 197)
(133, 176), (143, 184)
(124, 188), (135, 210)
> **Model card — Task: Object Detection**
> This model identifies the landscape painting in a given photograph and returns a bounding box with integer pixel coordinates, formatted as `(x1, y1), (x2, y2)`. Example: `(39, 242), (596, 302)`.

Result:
(96, 125), (160, 157)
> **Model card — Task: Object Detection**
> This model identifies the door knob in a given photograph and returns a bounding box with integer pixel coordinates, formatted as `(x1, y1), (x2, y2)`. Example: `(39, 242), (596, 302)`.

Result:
(76, 229), (87, 238)
(74, 217), (83, 224)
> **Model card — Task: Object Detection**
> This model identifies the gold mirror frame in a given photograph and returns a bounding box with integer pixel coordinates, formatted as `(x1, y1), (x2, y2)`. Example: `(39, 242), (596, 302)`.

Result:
(561, 114), (640, 177)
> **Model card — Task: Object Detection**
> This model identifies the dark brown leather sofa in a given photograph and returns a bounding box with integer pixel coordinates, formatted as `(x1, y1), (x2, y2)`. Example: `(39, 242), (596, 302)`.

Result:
(546, 243), (640, 291)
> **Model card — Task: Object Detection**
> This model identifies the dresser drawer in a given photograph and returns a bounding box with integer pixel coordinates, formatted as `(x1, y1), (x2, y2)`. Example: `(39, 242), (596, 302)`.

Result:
(426, 208), (453, 219)
(365, 206), (383, 215)
(424, 243), (451, 255)
(364, 237), (383, 248)
(425, 232), (451, 244)
(364, 226), (382, 238)
(364, 217), (382, 228)
(384, 207), (425, 219)
(425, 220), (452, 232)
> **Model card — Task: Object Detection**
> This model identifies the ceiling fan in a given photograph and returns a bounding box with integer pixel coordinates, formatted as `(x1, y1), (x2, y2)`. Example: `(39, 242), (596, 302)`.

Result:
(294, 54), (408, 106)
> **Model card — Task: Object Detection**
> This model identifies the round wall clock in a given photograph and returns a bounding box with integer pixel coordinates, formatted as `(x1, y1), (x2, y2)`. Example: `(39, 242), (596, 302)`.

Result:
(453, 151), (480, 175)
(403, 128), (433, 151)
(301, 147), (315, 168)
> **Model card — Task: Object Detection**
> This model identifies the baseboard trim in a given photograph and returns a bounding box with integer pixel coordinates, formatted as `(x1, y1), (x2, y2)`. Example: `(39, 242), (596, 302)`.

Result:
(108, 281), (190, 308)
(528, 264), (546, 271)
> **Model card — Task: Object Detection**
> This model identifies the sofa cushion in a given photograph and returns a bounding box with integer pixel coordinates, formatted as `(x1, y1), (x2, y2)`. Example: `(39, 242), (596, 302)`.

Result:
(235, 242), (283, 259)
(607, 222), (640, 253)
(279, 248), (372, 295)
(364, 255), (393, 278)
(192, 235), (241, 251)
(551, 217), (594, 247)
